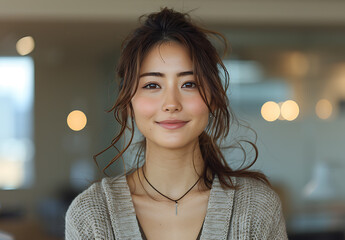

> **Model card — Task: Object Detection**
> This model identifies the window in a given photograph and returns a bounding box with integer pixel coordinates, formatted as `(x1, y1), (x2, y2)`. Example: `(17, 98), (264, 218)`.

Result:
(0, 56), (34, 189)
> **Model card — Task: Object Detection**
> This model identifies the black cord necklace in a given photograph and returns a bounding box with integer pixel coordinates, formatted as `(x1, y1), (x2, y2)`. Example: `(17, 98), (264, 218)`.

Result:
(142, 166), (201, 216)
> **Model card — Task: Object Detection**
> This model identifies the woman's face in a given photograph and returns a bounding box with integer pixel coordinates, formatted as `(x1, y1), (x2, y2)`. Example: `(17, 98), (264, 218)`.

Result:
(131, 42), (210, 150)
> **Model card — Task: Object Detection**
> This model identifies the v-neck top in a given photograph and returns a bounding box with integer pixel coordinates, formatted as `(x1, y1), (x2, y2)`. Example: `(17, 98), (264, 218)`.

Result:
(65, 174), (288, 239)
(136, 216), (205, 240)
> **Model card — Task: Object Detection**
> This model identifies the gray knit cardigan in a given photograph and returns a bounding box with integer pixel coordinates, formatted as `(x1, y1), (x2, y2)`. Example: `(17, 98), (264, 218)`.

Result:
(65, 174), (288, 239)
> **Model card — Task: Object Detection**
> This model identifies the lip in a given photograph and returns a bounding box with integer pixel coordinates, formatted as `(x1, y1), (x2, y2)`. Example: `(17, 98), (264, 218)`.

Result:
(156, 120), (189, 129)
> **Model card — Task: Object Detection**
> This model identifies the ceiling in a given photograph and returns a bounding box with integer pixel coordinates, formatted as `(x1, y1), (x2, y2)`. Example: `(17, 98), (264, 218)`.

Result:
(1, 1), (345, 60)
(1, 0), (345, 26)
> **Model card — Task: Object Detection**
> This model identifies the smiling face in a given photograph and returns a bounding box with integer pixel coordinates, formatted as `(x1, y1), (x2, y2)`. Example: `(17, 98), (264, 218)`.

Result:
(130, 42), (210, 150)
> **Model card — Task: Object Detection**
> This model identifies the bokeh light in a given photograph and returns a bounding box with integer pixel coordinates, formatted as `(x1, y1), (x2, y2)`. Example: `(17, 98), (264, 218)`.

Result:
(316, 99), (332, 120)
(281, 100), (299, 121)
(16, 36), (35, 56)
(261, 101), (280, 122)
(67, 110), (87, 131)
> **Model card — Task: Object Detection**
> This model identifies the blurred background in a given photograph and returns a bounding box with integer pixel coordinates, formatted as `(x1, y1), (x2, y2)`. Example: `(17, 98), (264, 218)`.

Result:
(1, 0), (345, 239)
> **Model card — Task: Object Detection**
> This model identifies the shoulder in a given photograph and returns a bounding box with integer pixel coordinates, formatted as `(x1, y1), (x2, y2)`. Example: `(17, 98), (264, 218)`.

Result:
(65, 175), (126, 239)
(65, 180), (107, 235)
(65, 181), (105, 239)
(230, 176), (283, 221)
(66, 175), (126, 219)
(234, 177), (280, 205)
(228, 177), (288, 238)
(66, 180), (105, 219)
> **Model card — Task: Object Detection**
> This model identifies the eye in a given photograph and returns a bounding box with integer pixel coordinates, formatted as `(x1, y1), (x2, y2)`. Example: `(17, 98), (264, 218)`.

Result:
(143, 83), (160, 89)
(182, 82), (197, 88)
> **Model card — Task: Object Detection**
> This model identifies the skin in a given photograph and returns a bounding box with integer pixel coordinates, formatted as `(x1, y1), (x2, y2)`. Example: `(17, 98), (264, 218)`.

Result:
(126, 41), (211, 240)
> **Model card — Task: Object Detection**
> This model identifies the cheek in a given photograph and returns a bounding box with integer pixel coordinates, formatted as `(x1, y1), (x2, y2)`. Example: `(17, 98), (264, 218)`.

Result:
(132, 96), (158, 119)
(185, 96), (209, 117)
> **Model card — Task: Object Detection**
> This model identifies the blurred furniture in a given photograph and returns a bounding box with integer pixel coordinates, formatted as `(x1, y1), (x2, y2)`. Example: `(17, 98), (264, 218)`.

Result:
(289, 231), (345, 240)
(288, 203), (345, 240)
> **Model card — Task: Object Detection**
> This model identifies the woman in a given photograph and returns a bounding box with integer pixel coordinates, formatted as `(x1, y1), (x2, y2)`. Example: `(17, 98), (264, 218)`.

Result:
(65, 8), (288, 240)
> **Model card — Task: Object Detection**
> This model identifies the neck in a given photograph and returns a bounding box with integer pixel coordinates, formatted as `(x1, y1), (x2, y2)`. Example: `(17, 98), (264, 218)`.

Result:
(139, 139), (205, 200)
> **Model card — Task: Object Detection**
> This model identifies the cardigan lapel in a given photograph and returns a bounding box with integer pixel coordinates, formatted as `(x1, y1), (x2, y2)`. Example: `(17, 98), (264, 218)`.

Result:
(199, 175), (236, 240)
(102, 175), (142, 240)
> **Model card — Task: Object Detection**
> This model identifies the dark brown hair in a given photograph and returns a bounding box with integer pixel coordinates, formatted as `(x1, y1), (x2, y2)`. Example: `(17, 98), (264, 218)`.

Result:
(94, 7), (270, 189)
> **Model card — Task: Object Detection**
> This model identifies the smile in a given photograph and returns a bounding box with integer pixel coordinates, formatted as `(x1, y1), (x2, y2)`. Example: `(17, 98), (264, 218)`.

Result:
(156, 121), (188, 130)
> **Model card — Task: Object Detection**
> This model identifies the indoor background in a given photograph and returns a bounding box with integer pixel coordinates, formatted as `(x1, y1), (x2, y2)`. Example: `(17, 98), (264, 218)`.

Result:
(1, 0), (345, 239)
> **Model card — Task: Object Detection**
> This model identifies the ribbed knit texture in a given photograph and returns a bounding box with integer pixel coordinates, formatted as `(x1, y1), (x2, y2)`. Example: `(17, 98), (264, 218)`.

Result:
(65, 174), (288, 239)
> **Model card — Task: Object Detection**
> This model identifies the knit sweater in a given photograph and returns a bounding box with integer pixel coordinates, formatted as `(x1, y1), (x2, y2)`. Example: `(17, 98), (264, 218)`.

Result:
(65, 174), (288, 239)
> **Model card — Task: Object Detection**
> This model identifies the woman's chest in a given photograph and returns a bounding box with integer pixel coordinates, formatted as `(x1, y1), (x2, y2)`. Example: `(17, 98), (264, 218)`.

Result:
(132, 191), (209, 240)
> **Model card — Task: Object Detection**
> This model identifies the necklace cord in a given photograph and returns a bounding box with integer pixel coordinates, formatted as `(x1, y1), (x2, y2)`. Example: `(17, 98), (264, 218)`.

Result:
(142, 166), (201, 203)
(137, 165), (158, 201)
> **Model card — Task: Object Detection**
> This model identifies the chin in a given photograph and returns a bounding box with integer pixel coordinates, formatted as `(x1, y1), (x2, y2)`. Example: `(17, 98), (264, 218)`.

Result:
(153, 137), (199, 150)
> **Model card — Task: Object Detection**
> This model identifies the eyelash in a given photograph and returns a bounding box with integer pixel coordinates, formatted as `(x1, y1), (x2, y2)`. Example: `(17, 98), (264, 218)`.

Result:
(143, 82), (197, 89)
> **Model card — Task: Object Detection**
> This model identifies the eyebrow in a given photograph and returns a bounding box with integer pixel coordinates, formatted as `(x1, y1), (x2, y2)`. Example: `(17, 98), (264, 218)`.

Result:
(139, 71), (194, 78)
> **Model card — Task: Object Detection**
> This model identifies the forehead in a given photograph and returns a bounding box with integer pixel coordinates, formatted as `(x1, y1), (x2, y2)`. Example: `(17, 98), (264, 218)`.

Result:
(140, 42), (192, 73)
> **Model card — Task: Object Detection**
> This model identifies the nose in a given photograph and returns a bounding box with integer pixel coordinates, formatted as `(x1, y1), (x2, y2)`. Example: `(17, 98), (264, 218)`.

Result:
(162, 87), (182, 113)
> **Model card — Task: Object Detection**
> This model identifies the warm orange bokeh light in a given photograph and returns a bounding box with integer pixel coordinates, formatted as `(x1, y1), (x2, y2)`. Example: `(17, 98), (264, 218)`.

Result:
(261, 101), (280, 122)
(67, 110), (87, 131)
(281, 100), (299, 121)
(16, 36), (35, 55)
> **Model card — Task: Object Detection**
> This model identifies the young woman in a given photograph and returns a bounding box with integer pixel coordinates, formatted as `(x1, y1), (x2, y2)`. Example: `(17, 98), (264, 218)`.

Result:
(65, 8), (288, 240)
